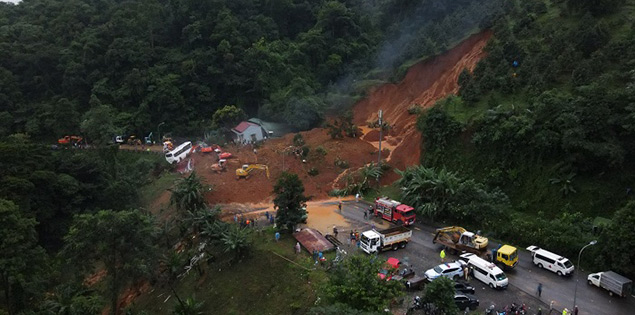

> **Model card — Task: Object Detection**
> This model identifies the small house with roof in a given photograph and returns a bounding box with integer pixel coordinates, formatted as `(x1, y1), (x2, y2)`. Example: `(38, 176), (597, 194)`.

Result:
(231, 118), (295, 143)
(231, 121), (267, 143)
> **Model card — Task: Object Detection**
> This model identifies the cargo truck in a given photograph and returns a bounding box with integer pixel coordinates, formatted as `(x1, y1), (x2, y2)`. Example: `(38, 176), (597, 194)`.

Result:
(360, 226), (412, 254)
(587, 271), (633, 297)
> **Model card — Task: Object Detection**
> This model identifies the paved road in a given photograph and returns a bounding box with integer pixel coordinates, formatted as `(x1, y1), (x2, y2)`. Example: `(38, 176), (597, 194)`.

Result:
(322, 200), (634, 315)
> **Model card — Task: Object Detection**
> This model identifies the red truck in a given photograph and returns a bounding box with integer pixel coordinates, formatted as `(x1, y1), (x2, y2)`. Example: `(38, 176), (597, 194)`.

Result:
(373, 197), (416, 226)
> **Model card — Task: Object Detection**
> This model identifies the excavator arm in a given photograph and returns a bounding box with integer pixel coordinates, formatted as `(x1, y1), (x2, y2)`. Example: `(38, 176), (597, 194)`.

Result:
(236, 164), (269, 179)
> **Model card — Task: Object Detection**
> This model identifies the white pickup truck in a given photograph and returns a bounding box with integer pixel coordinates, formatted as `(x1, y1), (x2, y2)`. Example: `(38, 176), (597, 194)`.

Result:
(588, 271), (632, 297)
(360, 226), (411, 254)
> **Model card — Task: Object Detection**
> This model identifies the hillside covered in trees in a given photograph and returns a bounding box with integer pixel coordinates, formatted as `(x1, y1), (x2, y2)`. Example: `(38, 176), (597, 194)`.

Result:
(2, 0), (635, 314)
(413, 0), (635, 279)
(0, 0), (505, 138)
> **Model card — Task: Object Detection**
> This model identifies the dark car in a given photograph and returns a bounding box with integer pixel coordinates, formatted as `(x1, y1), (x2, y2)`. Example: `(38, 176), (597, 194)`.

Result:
(454, 281), (475, 294)
(454, 293), (479, 310)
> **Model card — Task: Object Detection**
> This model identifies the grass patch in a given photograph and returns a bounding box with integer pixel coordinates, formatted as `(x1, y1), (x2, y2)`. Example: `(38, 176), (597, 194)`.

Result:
(130, 229), (329, 315)
(138, 171), (179, 208)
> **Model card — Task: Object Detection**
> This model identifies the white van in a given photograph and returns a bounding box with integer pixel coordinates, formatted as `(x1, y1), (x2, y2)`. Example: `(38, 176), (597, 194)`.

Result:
(459, 253), (508, 289)
(526, 246), (574, 276)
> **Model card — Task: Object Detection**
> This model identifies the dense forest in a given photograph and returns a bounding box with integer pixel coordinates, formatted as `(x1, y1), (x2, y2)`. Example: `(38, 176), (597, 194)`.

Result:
(411, 0), (635, 280)
(2, 0), (635, 314)
(0, 1), (509, 314)
(0, 0), (505, 139)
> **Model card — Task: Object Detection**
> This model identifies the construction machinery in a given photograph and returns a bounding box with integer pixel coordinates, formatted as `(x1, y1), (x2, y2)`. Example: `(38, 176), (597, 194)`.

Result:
(210, 159), (227, 173)
(127, 135), (142, 145)
(236, 164), (269, 180)
(58, 136), (83, 146)
(433, 226), (489, 254)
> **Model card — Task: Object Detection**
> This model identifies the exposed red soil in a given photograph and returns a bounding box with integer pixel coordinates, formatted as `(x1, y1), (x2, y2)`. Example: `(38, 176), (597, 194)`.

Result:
(353, 31), (493, 180)
(362, 129), (385, 142)
(168, 31), (492, 206)
(198, 128), (378, 204)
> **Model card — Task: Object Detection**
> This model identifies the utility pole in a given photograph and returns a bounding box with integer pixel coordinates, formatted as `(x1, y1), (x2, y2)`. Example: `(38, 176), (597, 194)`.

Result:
(377, 110), (383, 167)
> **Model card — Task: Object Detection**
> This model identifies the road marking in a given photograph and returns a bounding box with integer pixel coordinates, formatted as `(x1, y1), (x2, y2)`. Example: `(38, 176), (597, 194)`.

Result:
(413, 227), (421, 231)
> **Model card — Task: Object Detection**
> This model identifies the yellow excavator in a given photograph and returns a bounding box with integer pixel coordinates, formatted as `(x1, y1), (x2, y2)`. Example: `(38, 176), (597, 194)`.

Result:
(433, 226), (489, 254)
(236, 164), (269, 180)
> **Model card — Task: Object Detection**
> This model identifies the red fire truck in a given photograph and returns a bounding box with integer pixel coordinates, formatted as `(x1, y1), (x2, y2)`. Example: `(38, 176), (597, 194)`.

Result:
(373, 197), (416, 226)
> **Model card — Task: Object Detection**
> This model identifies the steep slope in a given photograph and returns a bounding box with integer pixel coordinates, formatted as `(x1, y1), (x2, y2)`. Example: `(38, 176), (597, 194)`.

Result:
(353, 31), (492, 177)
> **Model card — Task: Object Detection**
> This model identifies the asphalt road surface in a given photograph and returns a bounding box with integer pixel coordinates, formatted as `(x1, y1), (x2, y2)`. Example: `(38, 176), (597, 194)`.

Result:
(322, 200), (634, 315)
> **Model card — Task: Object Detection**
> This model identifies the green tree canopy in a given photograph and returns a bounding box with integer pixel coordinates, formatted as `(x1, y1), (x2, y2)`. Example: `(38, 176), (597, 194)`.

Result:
(273, 172), (308, 232)
(322, 255), (403, 312)
(423, 277), (458, 314)
(63, 209), (157, 315)
(0, 199), (47, 315)
(80, 104), (119, 145)
(211, 105), (246, 129)
(170, 172), (209, 213)
(597, 202), (635, 279)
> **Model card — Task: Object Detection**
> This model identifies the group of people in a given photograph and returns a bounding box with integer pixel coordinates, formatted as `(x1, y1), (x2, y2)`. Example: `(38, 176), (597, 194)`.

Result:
(349, 230), (361, 247)
(233, 211), (275, 228)
(312, 249), (326, 265)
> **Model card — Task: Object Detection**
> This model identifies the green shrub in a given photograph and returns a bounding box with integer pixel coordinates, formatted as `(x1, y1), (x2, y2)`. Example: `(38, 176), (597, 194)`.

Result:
(407, 104), (423, 115)
(293, 133), (305, 146)
(334, 157), (349, 169)
(308, 167), (319, 176)
(315, 146), (327, 156)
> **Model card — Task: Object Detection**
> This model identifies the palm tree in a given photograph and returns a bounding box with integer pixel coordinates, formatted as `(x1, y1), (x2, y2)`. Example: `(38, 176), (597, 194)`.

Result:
(41, 284), (102, 315)
(169, 172), (209, 213)
(172, 296), (204, 315)
(200, 220), (229, 243)
(184, 205), (221, 234)
(160, 251), (186, 308)
(549, 173), (577, 196)
(396, 166), (461, 219)
(220, 224), (252, 262)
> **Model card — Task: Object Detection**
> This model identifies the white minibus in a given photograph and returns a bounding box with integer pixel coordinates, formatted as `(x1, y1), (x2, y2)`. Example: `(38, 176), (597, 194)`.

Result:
(526, 245), (574, 276)
(459, 253), (508, 289)
(165, 141), (192, 164)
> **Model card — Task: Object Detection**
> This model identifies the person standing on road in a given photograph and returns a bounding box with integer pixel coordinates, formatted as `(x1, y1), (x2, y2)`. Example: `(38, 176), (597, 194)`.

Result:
(355, 193), (359, 202)
(562, 308), (569, 315)
(363, 210), (368, 220)
(275, 231), (280, 242)
(440, 249), (446, 262)
(338, 201), (342, 213)
(463, 266), (469, 281)
(333, 226), (338, 238)
(573, 306), (578, 315)
(537, 282), (543, 297)
(549, 301), (554, 314)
